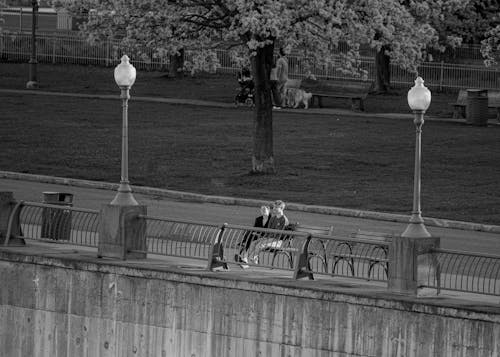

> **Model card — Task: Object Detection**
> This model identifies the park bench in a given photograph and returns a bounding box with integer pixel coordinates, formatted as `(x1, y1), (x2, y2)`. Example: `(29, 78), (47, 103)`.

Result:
(334, 229), (392, 279)
(451, 89), (500, 121)
(299, 78), (374, 111)
(268, 223), (334, 267)
(306, 229), (393, 280)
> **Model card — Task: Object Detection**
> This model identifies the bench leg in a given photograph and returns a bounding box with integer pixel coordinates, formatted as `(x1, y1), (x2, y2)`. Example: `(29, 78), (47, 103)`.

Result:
(453, 106), (465, 119)
(497, 108), (500, 123)
(351, 98), (364, 112)
(317, 96), (323, 108)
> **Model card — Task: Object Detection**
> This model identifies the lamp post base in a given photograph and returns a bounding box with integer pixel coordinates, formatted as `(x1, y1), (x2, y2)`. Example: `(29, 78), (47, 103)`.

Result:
(110, 183), (138, 206)
(401, 221), (431, 238)
(26, 81), (38, 89)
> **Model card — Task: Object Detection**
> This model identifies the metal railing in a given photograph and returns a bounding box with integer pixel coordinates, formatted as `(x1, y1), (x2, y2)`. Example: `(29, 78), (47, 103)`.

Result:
(1, 32), (500, 90)
(5, 201), (99, 247)
(4, 202), (500, 298)
(422, 248), (500, 296)
(139, 215), (388, 280)
(142, 215), (222, 261)
(305, 233), (389, 282)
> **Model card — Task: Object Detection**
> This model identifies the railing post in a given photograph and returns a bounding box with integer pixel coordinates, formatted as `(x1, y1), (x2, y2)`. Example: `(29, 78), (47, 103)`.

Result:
(388, 235), (440, 295)
(207, 223), (228, 271)
(52, 36), (56, 64)
(19, 8), (23, 33)
(98, 203), (147, 260)
(105, 40), (110, 67)
(0, 192), (25, 246)
(293, 233), (313, 280)
(439, 61), (444, 92)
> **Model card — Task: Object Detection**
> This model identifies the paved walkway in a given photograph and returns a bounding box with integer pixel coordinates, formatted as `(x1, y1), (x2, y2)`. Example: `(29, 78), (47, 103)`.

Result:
(1, 174), (499, 255)
(1, 176), (500, 310)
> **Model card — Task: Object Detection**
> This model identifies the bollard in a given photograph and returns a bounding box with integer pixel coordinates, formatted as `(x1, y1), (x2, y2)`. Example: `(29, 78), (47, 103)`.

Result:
(389, 235), (440, 295)
(98, 203), (147, 260)
(0, 192), (24, 246)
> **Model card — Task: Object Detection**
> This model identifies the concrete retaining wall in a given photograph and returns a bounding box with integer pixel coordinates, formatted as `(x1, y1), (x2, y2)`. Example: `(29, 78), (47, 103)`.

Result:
(1, 253), (499, 357)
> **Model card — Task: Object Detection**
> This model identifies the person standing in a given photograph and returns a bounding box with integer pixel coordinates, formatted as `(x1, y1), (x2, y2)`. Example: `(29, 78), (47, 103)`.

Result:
(275, 48), (289, 108)
(270, 59), (281, 109)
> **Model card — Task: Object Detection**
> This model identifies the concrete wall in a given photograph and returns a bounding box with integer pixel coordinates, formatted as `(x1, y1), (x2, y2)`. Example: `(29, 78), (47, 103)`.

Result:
(1, 252), (499, 357)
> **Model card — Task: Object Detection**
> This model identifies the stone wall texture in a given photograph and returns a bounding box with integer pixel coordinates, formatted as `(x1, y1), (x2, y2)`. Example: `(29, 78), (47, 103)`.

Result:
(1, 254), (499, 357)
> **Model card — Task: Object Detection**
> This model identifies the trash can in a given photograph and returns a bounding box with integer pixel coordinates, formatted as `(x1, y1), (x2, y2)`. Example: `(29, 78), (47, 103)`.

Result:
(41, 192), (73, 240)
(466, 89), (489, 126)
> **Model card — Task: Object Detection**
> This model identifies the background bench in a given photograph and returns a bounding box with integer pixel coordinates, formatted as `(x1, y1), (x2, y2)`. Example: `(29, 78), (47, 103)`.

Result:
(451, 89), (500, 121)
(299, 78), (374, 111)
(270, 223), (334, 267)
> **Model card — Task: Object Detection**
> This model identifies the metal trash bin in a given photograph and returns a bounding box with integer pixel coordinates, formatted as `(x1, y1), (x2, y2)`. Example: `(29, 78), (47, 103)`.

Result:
(466, 89), (489, 126)
(41, 192), (73, 240)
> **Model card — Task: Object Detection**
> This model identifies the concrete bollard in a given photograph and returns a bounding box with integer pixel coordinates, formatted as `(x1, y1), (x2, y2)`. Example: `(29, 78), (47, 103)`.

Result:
(388, 235), (440, 295)
(98, 203), (147, 260)
(0, 191), (24, 246)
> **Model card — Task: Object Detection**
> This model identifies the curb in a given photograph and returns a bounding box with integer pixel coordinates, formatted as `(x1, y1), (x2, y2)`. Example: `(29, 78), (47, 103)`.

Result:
(1, 171), (499, 234)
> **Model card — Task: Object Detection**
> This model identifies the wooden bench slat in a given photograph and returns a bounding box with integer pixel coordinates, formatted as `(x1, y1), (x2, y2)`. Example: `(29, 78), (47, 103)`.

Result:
(284, 78), (373, 111)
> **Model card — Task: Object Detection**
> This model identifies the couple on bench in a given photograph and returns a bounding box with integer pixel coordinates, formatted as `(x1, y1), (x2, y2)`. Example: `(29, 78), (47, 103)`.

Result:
(235, 200), (292, 267)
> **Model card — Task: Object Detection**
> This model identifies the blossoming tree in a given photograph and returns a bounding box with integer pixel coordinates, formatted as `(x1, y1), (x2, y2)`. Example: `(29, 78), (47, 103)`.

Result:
(54, 0), (454, 173)
(0, 0), (6, 33)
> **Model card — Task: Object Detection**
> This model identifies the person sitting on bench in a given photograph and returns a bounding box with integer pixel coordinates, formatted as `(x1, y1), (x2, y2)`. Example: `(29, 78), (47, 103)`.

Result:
(235, 205), (270, 266)
(248, 200), (289, 264)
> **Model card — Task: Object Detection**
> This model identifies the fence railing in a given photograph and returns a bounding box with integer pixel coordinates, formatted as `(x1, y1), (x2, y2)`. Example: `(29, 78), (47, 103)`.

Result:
(138, 215), (389, 281)
(142, 215), (222, 261)
(1, 32), (500, 90)
(305, 233), (389, 282)
(3, 200), (500, 299)
(422, 248), (500, 297)
(5, 201), (99, 247)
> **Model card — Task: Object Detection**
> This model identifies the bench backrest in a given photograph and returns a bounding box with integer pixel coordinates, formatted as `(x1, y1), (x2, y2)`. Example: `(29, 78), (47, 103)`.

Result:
(300, 78), (373, 96)
(284, 78), (302, 89)
(295, 223), (334, 236)
(351, 229), (393, 242)
(456, 89), (500, 106)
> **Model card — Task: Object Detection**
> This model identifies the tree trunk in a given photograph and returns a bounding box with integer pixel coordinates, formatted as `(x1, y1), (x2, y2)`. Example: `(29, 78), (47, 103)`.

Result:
(169, 49), (184, 78)
(250, 43), (275, 174)
(375, 45), (391, 93)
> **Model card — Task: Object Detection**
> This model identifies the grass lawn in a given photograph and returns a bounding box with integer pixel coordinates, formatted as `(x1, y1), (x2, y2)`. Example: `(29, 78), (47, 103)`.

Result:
(0, 62), (471, 118)
(0, 66), (499, 225)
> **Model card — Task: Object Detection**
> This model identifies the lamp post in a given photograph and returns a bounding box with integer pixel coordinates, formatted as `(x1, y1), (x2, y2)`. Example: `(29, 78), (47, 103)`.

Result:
(402, 76), (432, 238)
(110, 55), (138, 206)
(26, 0), (39, 89)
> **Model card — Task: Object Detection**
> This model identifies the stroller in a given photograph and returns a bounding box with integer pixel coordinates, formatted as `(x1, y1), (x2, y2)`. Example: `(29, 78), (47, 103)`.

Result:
(234, 68), (255, 107)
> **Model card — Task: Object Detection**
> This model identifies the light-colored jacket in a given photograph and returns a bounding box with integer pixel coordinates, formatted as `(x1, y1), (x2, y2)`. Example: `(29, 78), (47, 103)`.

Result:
(270, 67), (278, 81)
(276, 56), (288, 83)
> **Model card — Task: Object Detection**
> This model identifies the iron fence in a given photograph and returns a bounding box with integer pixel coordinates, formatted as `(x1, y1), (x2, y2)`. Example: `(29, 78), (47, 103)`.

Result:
(141, 215), (222, 260)
(137, 216), (388, 279)
(1, 32), (500, 90)
(421, 248), (500, 296)
(5, 201), (99, 247)
(5, 201), (500, 297)
(305, 233), (389, 282)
